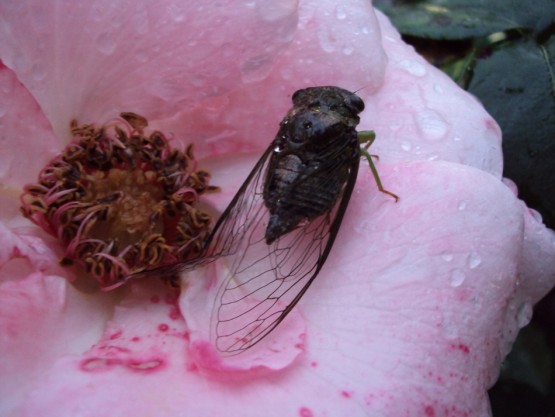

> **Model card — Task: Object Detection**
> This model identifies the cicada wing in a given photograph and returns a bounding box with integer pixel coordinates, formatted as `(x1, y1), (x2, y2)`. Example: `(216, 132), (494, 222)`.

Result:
(211, 153), (361, 355)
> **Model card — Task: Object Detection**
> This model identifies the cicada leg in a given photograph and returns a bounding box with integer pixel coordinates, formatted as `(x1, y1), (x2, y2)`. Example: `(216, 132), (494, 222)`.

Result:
(358, 131), (399, 202)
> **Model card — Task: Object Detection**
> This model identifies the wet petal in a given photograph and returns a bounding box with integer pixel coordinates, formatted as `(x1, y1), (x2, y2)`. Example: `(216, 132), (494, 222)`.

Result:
(7, 160), (552, 417)
(0, 0), (299, 142)
(0, 273), (116, 416)
(0, 0), (554, 416)
(0, 64), (59, 189)
(360, 12), (503, 176)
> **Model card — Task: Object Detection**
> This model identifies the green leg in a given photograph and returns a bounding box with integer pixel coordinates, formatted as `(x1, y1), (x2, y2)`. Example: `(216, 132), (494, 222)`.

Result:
(357, 131), (399, 202)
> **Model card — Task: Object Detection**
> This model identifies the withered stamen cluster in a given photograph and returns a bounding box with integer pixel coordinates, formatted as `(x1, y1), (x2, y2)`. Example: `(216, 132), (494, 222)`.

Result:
(20, 112), (217, 290)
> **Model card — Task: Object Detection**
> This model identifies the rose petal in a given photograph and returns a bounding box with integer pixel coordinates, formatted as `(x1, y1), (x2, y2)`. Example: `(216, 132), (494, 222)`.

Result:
(0, 64), (59, 190)
(181, 264), (306, 373)
(0, 0), (300, 142)
(154, 0), (387, 157)
(8, 158), (549, 417)
(361, 12), (503, 177)
(0, 273), (116, 417)
(1, 1), (554, 416)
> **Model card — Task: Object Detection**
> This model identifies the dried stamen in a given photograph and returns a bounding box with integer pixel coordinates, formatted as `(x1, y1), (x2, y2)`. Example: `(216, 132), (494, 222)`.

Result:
(21, 113), (218, 290)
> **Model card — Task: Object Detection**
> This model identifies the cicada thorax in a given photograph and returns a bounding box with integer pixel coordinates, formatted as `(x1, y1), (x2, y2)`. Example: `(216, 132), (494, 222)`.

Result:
(262, 87), (364, 244)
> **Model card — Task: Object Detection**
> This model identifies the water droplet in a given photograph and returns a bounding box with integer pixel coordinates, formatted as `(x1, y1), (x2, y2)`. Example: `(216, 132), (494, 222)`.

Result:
(516, 302), (532, 328)
(168, 4), (186, 21)
(400, 141), (412, 151)
(529, 209), (543, 223)
(467, 252), (481, 269)
(450, 269), (466, 287)
(361, 26), (370, 34)
(135, 49), (148, 63)
(0, 100), (7, 118)
(453, 136), (462, 142)
(240, 55), (272, 83)
(442, 320), (458, 339)
(335, 5), (347, 19)
(133, 6), (149, 34)
(458, 200), (467, 211)
(342, 43), (354, 56)
(441, 252), (454, 262)
(317, 29), (336, 53)
(427, 153), (439, 161)
(244, 0), (256, 7)
(96, 33), (116, 55)
(434, 84), (444, 94)
(397, 59), (426, 77)
(389, 123), (401, 132)
(417, 110), (448, 141)
(31, 63), (46, 81)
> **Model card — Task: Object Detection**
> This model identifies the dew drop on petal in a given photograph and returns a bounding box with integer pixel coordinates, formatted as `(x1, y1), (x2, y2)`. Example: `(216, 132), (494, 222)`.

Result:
(441, 320), (458, 339)
(516, 302), (533, 328)
(400, 140), (412, 151)
(450, 269), (466, 287)
(441, 252), (454, 262)
(434, 84), (444, 94)
(317, 29), (336, 53)
(96, 32), (116, 55)
(342, 43), (354, 56)
(335, 5), (347, 19)
(417, 110), (448, 141)
(135, 49), (148, 63)
(528, 208), (543, 223)
(240, 55), (273, 83)
(389, 123), (401, 132)
(458, 200), (467, 211)
(168, 3), (186, 22)
(466, 252), (482, 269)
(397, 59), (427, 77)
(31, 63), (46, 81)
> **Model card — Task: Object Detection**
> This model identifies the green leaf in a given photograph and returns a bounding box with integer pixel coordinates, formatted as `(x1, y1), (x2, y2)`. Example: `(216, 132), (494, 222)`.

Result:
(468, 37), (555, 228)
(374, 0), (555, 40)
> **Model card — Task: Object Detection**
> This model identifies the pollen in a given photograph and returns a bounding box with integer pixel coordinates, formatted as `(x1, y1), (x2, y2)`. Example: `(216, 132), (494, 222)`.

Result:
(20, 112), (217, 290)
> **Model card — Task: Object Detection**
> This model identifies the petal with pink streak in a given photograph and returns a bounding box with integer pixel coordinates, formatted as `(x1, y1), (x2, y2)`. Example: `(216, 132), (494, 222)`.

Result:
(0, 273), (116, 417)
(0, 222), (69, 284)
(361, 12), (503, 176)
(0, 0), (554, 416)
(0, 64), (59, 189)
(155, 0), (387, 158)
(0, 0), (300, 142)
(180, 264), (306, 373)
(7, 159), (538, 417)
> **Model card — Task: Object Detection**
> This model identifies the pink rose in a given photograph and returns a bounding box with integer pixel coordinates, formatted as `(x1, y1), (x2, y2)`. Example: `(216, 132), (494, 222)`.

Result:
(1, 1), (554, 416)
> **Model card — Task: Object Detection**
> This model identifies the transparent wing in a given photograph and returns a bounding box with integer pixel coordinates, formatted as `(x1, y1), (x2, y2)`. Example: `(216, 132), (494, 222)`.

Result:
(210, 149), (360, 355)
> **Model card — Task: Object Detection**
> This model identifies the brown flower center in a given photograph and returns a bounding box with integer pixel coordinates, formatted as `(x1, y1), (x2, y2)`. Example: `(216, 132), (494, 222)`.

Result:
(20, 112), (217, 290)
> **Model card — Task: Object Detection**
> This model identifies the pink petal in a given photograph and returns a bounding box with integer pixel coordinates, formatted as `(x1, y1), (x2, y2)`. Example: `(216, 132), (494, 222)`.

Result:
(7, 158), (551, 417)
(0, 273), (117, 417)
(0, 1), (554, 416)
(0, 64), (59, 190)
(363, 12), (503, 176)
(0, 0), (301, 144)
(0, 0), (386, 156)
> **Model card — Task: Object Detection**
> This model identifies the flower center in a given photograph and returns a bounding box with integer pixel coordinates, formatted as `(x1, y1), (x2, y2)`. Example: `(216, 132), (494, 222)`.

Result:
(20, 112), (217, 290)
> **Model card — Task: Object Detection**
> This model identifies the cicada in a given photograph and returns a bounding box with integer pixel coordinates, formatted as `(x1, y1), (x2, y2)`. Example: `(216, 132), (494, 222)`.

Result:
(142, 86), (397, 354)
